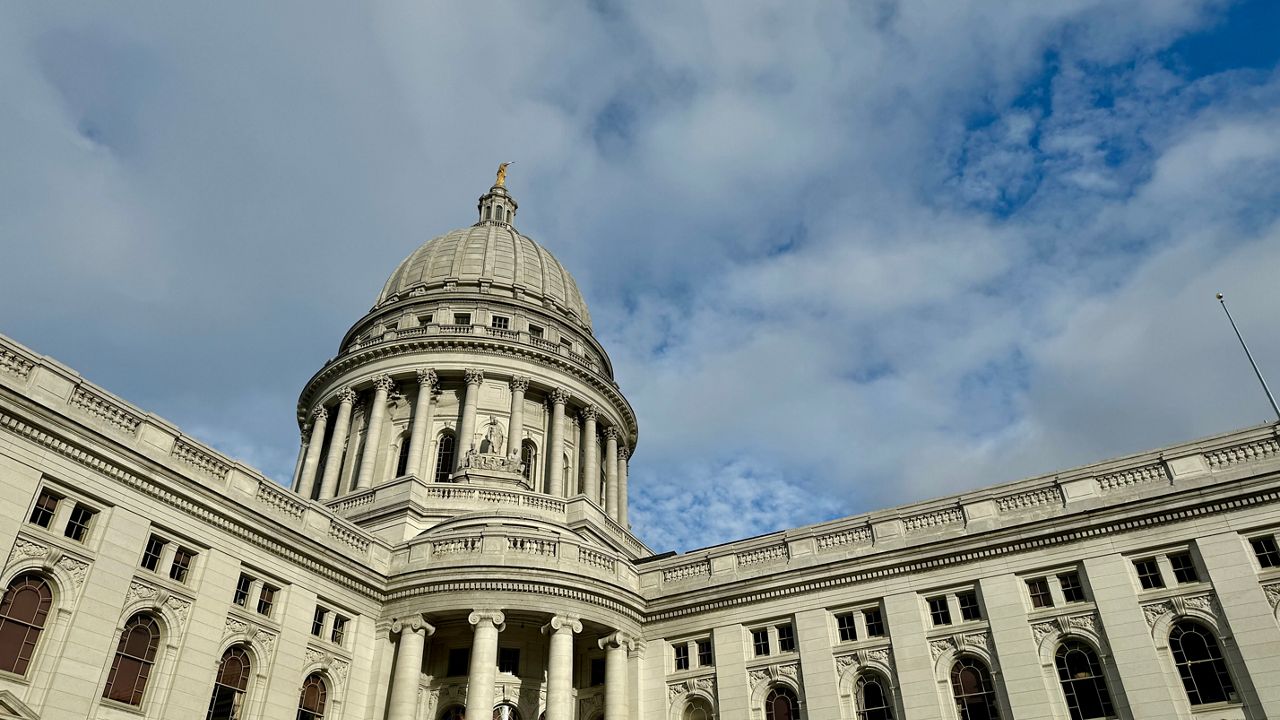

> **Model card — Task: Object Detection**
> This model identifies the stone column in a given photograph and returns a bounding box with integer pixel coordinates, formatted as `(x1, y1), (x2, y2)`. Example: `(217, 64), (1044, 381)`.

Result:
(602, 429), (619, 512)
(465, 610), (505, 720)
(542, 615), (582, 720)
(355, 374), (396, 490)
(600, 631), (631, 720)
(319, 387), (356, 500)
(405, 369), (437, 479)
(289, 437), (308, 492)
(297, 407), (327, 499)
(387, 614), (434, 720)
(580, 406), (598, 499)
(546, 388), (569, 496)
(455, 369), (485, 471)
(616, 447), (630, 525)
(509, 376), (529, 458)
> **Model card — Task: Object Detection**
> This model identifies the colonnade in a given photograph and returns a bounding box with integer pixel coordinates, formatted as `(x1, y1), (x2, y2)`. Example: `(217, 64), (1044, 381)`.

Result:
(292, 368), (632, 523)
(385, 610), (636, 720)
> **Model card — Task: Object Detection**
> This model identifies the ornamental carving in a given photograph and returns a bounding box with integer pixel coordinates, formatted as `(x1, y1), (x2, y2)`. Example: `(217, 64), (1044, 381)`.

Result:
(509, 376), (530, 393)
(8, 537), (50, 563)
(835, 655), (856, 674)
(545, 615), (582, 634)
(54, 555), (89, 591)
(602, 426), (619, 441)
(1263, 583), (1280, 609)
(1032, 613), (1099, 644)
(469, 609), (506, 628)
(668, 677), (716, 702)
(930, 632), (990, 660)
(224, 617), (278, 658)
(305, 645), (351, 686)
(548, 387), (570, 405)
(579, 405), (599, 422)
(334, 387), (357, 405)
(164, 595), (192, 628)
(748, 662), (799, 691)
(126, 579), (160, 605)
(417, 368), (438, 388)
(618, 446), (630, 461)
(1143, 601), (1173, 628)
(392, 614), (435, 637)
(462, 451), (523, 474)
(1143, 593), (1219, 627)
(371, 374), (396, 394)
(464, 369), (486, 386)
(310, 405), (328, 422)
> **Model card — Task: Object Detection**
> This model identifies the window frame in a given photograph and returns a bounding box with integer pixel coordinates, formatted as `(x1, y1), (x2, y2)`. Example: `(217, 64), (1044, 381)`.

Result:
(0, 573), (54, 677)
(1251, 534), (1280, 568)
(64, 503), (97, 542)
(927, 596), (952, 626)
(1133, 558), (1164, 590)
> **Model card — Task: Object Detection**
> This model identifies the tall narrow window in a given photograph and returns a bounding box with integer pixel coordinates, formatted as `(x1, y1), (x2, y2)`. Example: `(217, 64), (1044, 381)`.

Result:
(696, 638), (713, 666)
(855, 671), (895, 720)
(764, 686), (799, 720)
(256, 585), (277, 617)
(1054, 641), (1113, 720)
(331, 615), (348, 646)
(1169, 620), (1236, 706)
(0, 574), (53, 676)
(957, 591), (982, 621)
(434, 432), (456, 482)
(233, 574), (253, 607)
(206, 645), (252, 720)
(777, 623), (796, 652)
(1169, 553), (1199, 584)
(395, 437), (411, 477)
(311, 608), (328, 637)
(673, 643), (690, 671)
(103, 613), (161, 706)
(863, 608), (885, 637)
(752, 628), (770, 656)
(141, 535), (167, 572)
(296, 673), (328, 720)
(836, 612), (858, 642)
(521, 439), (537, 483)
(950, 657), (1001, 720)
(1133, 558), (1163, 590)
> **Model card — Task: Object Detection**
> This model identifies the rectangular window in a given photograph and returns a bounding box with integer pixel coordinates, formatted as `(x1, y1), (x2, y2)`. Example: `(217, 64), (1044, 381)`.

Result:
(498, 647), (520, 675)
(311, 607), (328, 637)
(836, 613), (858, 642)
(256, 585), (277, 617)
(491, 315), (510, 330)
(1059, 572), (1086, 603)
(751, 628), (770, 656)
(863, 608), (885, 637)
(453, 312), (471, 326)
(777, 623), (796, 653)
(696, 638), (713, 667)
(673, 644), (690, 671)
(233, 574), (253, 606)
(331, 615), (348, 646)
(1169, 552), (1200, 584)
(528, 324), (544, 338)
(169, 547), (194, 583)
(447, 648), (471, 677)
(141, 535), (167, 572)
(420, 314), (433, 325)
(1027, 578), (1054, 608)
(957, 591), (982, 621)
(1252, 536), (1280, 568)
(590, 658), (606, 686)
(29, 489), (60, 529)
(64, 503), (96, 541)
(1134, 558), (1164, 590)
(927, 596), (952, 626)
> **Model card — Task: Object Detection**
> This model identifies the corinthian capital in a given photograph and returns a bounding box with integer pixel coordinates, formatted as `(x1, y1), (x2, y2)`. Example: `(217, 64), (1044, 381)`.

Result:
(391, 613), (435, 637)
(464, 369), (486, 386)
(372, 374), (396, 394)
(602, 426), (619, 441)
(334, 387), (357, 406)
(542, 614), (583, 636)
(579, 405), (599, 422)
(548, 387), (570, 406)
(416, 368), (438, 388)
(509, 376), (531, 393)
(310, 405), (329, 422)
(468, 609), (506, 631)
(618, 446), (631, 461)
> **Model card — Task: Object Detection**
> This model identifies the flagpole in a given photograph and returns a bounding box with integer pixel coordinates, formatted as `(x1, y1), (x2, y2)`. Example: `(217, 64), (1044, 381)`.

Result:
(1217, 292), (1280, 422)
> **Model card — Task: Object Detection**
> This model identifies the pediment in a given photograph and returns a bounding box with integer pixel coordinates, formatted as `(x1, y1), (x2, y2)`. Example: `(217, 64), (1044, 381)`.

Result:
(0, 690), (39, 720)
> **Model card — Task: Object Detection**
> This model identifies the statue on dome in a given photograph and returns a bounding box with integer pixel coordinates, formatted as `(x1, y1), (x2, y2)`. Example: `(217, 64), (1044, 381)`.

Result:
(495, 161), (513, 187)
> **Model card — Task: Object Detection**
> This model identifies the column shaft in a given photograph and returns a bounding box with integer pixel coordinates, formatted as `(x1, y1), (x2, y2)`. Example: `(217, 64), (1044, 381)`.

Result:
(547, 389), (568, 495)
(543, 616), (582, 720)
(297, 408), (328, 499)
(509, 377), (529, 459)
(405, 369), (436, 478)
(616, 448), (630, 525)
(465, 611), (505, 720)
(600, 429), (617, 508)
(602, 633), (629, 720)
(580, 407), (598, 500)
(455, 370), (485, 471)
(387, 617), (432, 720)
(289, 438), (307, 491)
(355, 375), (394, 490)
(319, 389), (356, 500)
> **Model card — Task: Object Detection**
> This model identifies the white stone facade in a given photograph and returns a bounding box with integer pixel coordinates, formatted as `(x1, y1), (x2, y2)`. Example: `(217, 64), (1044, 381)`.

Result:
(1, 183), (1279, 720)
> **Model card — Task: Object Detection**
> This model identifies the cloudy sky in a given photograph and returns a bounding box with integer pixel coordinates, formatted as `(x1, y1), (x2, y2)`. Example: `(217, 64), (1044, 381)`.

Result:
(3, 1), (1279, 553)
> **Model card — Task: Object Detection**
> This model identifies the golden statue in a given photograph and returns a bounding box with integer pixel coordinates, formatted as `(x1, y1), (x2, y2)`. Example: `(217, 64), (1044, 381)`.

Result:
(495, 161), (513, 187)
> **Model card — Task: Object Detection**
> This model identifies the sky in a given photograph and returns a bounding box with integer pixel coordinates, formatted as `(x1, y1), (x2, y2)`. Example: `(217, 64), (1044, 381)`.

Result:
(2, 1), (1279, 554)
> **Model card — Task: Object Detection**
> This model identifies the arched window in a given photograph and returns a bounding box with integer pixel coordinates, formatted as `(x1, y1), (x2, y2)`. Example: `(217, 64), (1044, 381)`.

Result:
(1169, 620), (1236, 706)
(493, 703), (522, 720)
(434, 432), (456, 482)
(439, 706), (465, 720)
(521, 439), (537, 483)
(765, 685), (799, 720)
(855, 671), (895, 720)
(950, 657), (1001, 720)
(1054, 641), (1113, 720)
(562, 453), (572, 492)
(297, 673), (328, 720)
(684, 696), (714, 720)
(206, 645), (252, 720)
(0, 573), (53, 676)
(395, 435), (411, 477)
(103, 613), (161, 706)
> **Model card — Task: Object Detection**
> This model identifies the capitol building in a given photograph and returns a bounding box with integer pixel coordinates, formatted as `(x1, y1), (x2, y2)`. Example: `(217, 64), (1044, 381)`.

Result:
(2, 175), (1280, 720)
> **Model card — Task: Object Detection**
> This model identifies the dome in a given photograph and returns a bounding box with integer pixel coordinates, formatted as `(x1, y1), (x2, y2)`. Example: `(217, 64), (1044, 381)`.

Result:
(374, 185), (591, 328)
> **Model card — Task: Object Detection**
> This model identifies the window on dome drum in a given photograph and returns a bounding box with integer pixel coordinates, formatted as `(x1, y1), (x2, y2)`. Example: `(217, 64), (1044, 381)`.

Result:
(590, 657), (606, 686)
(864, 608), (885, 637)
(674, 643), (690, 671)
(141, 535), (167, 572)
(764, 686), (800, 720)
(491, 315), (510, 330)
(1169, 552), (1200, 584)
(498, 647), (520, 675)
(837, 612), (858, 642)
(64, 503), (96, 542)
(697, 638), (713, 667)
(311, 608), (328, 637)
(453, 312), (471, 326)
(752, 628), (770, 656)
(395, 437), (411, 477)
(1027, 578), (1054, 609)
(256, 585), (277, 617)
(855, 671), (895, 720)
(1059, 572), (1086, 603)
(528, 324), (544, 338)
(1133, 558), (1163, 590)
(419, 314), (433, 326)
(1054, 641), (1113, 720)
(170, 547), (195, 583)
(296, 673), (328, 720)
(560, 337), (573, 350)
(206, 645), (251, 720)
(1169, 620), (1237, 706)
(957, 591), (982, 621)
(233, 574), (253, 607)
(28, 489), (60, 529)
(493, 702), (521, 720)
(520, 439), (537, 484)
(0, 573), (53, 676)
(434, 432), (456, 483)
(928, 596), (952, 626)
(777, 623), (796, 652)
(331, 615), (348, 646)
(447, 648), (470, 677)
(1252, 535), (1280, 568)
(103, 613), (161, 706)
(950, 657), (1001, 720)
(684, 696), (714, 720)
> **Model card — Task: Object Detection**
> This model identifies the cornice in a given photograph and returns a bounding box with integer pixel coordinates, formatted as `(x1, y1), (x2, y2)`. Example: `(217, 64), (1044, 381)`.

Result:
(385, 576), (645, 624)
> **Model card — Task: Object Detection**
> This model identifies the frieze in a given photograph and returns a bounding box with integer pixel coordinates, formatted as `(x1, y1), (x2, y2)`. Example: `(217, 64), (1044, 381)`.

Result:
(1143, 593), (1218, 628)
(8, 537), (51, 563)
(835, 646), (893, 674)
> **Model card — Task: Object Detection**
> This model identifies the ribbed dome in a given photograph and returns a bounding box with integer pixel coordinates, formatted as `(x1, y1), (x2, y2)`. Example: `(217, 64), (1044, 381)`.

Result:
(375, 223), (592, 328)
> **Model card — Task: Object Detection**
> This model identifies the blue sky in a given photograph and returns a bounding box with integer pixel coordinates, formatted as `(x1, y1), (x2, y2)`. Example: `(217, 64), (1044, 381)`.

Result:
(2, 1), (1279, 553)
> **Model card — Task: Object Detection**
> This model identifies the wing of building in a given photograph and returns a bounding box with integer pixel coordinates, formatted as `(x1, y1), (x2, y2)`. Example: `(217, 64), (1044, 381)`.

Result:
(2, 179), (1279, 720)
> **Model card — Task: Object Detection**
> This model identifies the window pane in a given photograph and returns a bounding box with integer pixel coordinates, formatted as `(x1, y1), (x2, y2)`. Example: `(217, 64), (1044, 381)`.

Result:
(1058, 572), (1085, 603)
(1027, 578), (1054, 608)
(1169, 553), (1199, 584)
(297, 673), (327, 719)
(958, 591), (982, 621)
(29, 490), (60, 528)
(434, 433), (456, 482)
(837, 613), (858, 642)
(170, 548), (194, 583)
(950, 658), (1001, 720)
(697, 638), (713, 666)
(674, 644), (690, 671)
(752, 629), (770, 656)
(928, 596), (952, 626)
(1251, 536), (1280, 568)
(1170, 621), (1235, 706)
(65, 503), (95, 541)
(233, 574), (252, 606)
(778, 624), (796, 652)
(141, 536), (167, 572)
(103, 614), (161, 706)
(864, 608), (885, 637)
(1133, 559), (1163, 589)
(1055, 641), (1113, 720)
(311, 608), (327, 636)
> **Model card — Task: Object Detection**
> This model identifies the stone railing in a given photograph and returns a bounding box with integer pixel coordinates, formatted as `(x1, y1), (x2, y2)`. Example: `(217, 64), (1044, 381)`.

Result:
(422, 484), (567, 513)
(256, 479), (307, 520)
(996, 486), (1064, 513)
(172, 437), (231, 480)
(663, 560), (711, 583)
(1096, 463), (1167, 491)
(903, 506), (964, 533)
(816, 525), (872, 550)
(507, 535), (558, 557)
(431, 536), (482, 555)
(0, 346), (35, 380)
(328, 518), (371, 554)
(579, 546), (617, 572)
(328, 490), (376, 513)
(529, 336), (559, 352)
(736, 544), (788, 567)
(486, 326), (519, 341)
(69, 385), (142, 436)
(1205, 437), (1280, 470)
